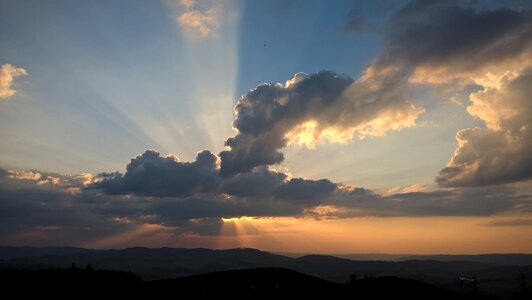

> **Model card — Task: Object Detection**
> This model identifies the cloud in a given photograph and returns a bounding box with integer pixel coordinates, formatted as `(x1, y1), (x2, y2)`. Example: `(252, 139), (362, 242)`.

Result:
(275, 178), (337, 206)
(93, 149), (220, 197)
(221, 166), (287, 198)
(219, 71), (424, 176)
(91, 149), (336, 208)
(6, 168), (94, 193)
(0, 170), (137, 246)
(435, 71), (532, 186)
(0, 64), (27, 99)
(0, 162), (332, 244)
(360, 0), (532, 187)
(383, 183), (430, 196)
(174, 0), (219, 37)
(321, 185), (531, 218)
(484, 218), (532, 227)
(1, 156), (530, 245)
(375, 1), (532, 85)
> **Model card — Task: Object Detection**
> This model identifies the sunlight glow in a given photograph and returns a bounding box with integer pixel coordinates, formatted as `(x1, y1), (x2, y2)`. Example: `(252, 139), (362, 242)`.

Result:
(221, 216), (258, 223)
(85, 223), (172, 249)
(285, 120), (352, 148)
(177, 1), (241, 154)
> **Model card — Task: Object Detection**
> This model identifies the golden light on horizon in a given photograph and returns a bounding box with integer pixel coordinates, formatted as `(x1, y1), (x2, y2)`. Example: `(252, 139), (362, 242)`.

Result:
(196, 214), (532, 254)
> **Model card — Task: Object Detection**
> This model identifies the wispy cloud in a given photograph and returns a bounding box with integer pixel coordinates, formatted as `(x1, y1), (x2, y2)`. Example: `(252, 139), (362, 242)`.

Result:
(174, 0), (219, 37)
(484, 218), (532, 227)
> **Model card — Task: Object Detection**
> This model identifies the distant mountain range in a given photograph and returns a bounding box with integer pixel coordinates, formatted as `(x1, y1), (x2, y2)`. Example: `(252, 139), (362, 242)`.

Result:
(279, 252), (532, 266)
(1, 246), (531, 298)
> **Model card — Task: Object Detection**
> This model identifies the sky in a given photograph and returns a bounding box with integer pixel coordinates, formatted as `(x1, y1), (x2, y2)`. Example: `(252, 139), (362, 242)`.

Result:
(0, 0), (531, 254)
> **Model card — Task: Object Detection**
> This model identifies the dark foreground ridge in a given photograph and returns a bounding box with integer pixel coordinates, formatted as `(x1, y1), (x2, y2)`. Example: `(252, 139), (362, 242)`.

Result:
(1, 247), (530, 299)
(2, 267), (469, 299)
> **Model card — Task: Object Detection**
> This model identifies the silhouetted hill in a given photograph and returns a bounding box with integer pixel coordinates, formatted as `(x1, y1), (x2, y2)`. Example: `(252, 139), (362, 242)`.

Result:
(1, 247), (530, 298)
(0, 267), (467, 299)
(0, 267), (142, 296)
(148, 268), (342, 297)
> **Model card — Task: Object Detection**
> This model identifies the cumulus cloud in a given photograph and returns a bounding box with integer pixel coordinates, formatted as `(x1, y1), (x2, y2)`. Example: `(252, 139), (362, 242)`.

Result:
(357, 0), (532, 187)
(0, 64), (27, 99)
(219, 71), (424, 176)
(436, 70), (532, 186)
(379, 2), (532, 187)
(93, 149), (220, 197)
(174, 0), (219, 37)
(91, 149), (337, 208)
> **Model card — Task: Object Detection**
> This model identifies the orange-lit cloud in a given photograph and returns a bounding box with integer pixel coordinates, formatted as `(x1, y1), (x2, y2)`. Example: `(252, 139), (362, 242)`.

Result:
(0, 64), (27, 99)
(173, 0), (219, 37)
(383, 184), (430, 196)
(220, 71), (424, 175)
(363, 0), (532, 187)
(285, 102), (422, 148)
(436, 67), (532, 187)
